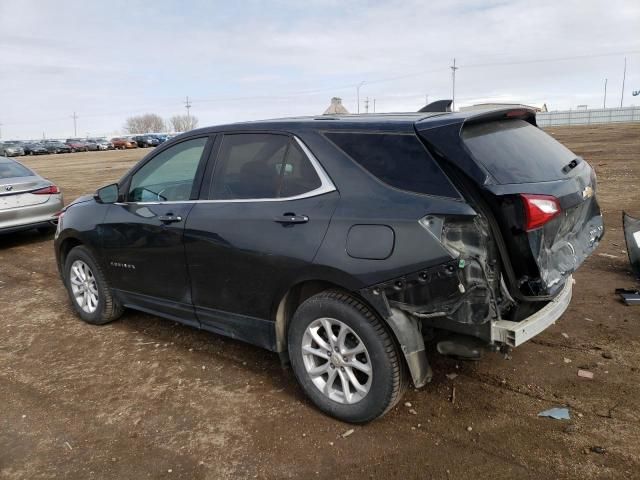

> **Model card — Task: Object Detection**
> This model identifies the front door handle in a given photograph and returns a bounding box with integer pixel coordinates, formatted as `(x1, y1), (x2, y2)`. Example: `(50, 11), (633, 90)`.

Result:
(158, 214), (183, 224)
(274, 213), (309, 224)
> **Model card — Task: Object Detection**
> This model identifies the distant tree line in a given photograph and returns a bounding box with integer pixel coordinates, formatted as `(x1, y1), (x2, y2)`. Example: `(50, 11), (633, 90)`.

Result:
(123, 113), (199, 134)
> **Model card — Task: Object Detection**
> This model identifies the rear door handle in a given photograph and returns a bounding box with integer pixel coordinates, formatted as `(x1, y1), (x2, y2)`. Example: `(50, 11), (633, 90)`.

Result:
(274, 213), (309, 224)
(158, 214), (183, 224)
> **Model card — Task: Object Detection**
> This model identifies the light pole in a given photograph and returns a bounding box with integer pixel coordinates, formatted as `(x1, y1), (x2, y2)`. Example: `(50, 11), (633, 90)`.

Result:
(450, 58), (458, 112)
(356, 81), (365, 114)
(603, 78), (607, 109)
(71, 112), (78, 137)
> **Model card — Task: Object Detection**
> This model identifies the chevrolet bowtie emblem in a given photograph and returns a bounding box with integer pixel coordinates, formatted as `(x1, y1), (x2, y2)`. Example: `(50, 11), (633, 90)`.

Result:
(582, 185), (594, 199)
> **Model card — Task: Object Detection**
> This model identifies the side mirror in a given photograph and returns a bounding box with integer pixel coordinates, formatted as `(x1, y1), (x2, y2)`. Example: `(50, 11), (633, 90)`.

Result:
(95, 183), (119, 204)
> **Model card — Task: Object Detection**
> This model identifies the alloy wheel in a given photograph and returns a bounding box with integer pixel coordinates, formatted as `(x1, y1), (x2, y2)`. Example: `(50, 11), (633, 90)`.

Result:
(301, 317), (372, 404)
(69, 260), (99, 314)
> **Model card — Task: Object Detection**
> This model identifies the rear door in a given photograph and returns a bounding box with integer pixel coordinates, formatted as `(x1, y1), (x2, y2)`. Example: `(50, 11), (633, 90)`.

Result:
(184, 132), (339, 349)
(417, 112), (604, 296)
(101, 136), (211, 324)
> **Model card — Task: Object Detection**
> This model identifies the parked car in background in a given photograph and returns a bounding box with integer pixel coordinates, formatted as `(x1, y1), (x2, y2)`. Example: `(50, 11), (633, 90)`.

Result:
(54, 108), (604, 423)
(22, 142), (49, 155)
(151, 134), (169, 144)
(110, 137), (138, 149)
(0, 156), (62, 234)
(90, 138), (114, 150)
(43, 141), (72, 154)
(0, 141), (25, 157)
(66, 139), (89, 152)
(83, 139), (99, 151)
(132, 135), (160, 148)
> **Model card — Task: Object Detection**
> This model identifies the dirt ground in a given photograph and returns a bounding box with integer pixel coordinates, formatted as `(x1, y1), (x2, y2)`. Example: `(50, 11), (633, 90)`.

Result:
(1, 124), (639, 479)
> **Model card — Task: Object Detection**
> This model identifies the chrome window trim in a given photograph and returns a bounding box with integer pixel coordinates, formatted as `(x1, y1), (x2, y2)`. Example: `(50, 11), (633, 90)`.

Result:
(119, 135), (337, 205)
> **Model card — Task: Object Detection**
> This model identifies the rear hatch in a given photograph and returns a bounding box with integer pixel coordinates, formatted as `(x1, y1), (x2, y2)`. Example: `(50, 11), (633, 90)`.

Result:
(416, 110), (604, 298)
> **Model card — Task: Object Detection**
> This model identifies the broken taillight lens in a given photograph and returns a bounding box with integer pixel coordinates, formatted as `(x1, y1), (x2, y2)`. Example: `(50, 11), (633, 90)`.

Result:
(521, 194), (561, 231)
(32, 185), (60, 195)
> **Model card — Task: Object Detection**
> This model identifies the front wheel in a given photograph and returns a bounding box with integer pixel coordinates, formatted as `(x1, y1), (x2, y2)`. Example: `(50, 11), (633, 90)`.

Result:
(288, 290), (408, 423)
(64, 246), (123, 325)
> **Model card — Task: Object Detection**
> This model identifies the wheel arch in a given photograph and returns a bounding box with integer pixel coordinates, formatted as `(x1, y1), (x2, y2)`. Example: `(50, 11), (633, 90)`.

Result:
(274, 277), (432, 388)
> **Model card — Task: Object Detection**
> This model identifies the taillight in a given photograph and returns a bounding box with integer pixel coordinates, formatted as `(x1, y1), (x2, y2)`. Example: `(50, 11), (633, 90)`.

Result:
(521, 194), (561, 231)
(32, 185), (60, 195)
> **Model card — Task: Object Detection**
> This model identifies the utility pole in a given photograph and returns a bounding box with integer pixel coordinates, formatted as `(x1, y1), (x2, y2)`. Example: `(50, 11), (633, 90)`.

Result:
(356, 81), (365, 114)
(364, 97), (369, 113)
(373, 99), (376, 113)
(71, 112), (78, 137)
(450, 58), (458, 112)
(184, 96), (192, 127)
(620, 57), (627, 108)
(425, 94), (429, 106)
(603, 78), (608, 109)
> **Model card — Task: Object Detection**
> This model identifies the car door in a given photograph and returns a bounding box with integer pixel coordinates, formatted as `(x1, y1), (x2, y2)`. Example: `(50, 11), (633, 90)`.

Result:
(184, 132), (339, 349)
(101, 136), (212, 325)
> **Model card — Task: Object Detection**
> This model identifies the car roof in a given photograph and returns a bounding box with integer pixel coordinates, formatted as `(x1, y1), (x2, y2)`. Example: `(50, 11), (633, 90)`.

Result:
(183, 108), (536, 136)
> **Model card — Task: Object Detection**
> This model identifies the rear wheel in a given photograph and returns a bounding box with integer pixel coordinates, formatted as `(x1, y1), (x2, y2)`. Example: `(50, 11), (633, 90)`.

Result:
(64, 246), (123, 325)
(288, 290), (408, 423)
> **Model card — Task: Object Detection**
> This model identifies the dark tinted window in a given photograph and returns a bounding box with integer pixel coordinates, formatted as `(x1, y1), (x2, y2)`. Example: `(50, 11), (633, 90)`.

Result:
(325, 132), (458, 197)
(129, 137), (207, 202)
(210, 134), (322, 200)
(462, 120), (576, 183)
(0, 161), (32, 179)
(279, 142), (322, 197)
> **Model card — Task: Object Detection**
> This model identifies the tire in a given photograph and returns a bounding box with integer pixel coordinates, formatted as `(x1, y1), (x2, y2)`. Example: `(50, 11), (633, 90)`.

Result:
(63, 246), (123, 325)
(288, 290), (408, 423)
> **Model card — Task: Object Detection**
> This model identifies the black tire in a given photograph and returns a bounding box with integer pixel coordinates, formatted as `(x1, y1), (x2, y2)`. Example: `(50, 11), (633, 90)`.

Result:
(288, 290), (408, 423)
(63, 245), (123, 325)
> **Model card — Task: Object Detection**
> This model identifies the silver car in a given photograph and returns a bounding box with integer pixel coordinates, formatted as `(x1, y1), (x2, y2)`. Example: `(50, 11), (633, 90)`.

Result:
(0, 141), (25, 157)
(0, 156), (63, 234)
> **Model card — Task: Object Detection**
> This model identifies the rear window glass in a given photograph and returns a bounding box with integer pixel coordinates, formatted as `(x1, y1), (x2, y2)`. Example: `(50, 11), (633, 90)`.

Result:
(0, 161), (32, 179)
(462, 120), (576, 184)
(325, 132), (458, 198)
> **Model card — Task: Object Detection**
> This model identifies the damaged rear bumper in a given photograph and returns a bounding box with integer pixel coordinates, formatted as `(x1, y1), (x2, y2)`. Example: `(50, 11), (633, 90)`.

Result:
(491, 275), (573, 347)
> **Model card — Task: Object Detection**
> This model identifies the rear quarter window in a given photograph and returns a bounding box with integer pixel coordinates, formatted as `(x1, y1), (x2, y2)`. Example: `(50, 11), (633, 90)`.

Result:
(325, 132), (459, 198)
(462, 119), (577, 184)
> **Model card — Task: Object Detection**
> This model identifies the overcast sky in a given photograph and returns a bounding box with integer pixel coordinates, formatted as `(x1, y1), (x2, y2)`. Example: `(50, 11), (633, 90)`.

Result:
(1, 0), (639, 139)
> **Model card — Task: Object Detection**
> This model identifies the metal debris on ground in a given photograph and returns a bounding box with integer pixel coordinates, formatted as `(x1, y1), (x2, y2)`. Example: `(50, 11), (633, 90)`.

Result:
(577, 369), (594, 379)
(538, 407), (571, 420)
(615, 288), (640, 306)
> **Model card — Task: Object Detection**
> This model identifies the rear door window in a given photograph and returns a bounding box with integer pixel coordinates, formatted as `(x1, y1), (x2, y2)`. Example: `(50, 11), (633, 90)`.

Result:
(325, 132), (458, 198)
(209, 133), (322, 200)
(462, 119), (577, 184)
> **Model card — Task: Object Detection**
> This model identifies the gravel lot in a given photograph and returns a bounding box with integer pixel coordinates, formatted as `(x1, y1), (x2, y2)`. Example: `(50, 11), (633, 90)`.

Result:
(1, 124), (639, 479)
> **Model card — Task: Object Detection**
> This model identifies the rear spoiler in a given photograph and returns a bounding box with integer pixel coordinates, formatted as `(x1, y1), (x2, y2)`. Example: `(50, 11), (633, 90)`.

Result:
(460, 107), (538, 126)
(415, 107), (538, 131)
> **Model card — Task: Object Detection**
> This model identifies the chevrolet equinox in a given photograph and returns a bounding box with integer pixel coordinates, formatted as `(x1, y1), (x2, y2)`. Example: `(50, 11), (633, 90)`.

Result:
(55, 108), (603, 423)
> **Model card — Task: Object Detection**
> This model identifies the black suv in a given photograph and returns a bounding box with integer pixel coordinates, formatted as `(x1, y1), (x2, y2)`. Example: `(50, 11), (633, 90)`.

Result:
(54, 108), (603, 423)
